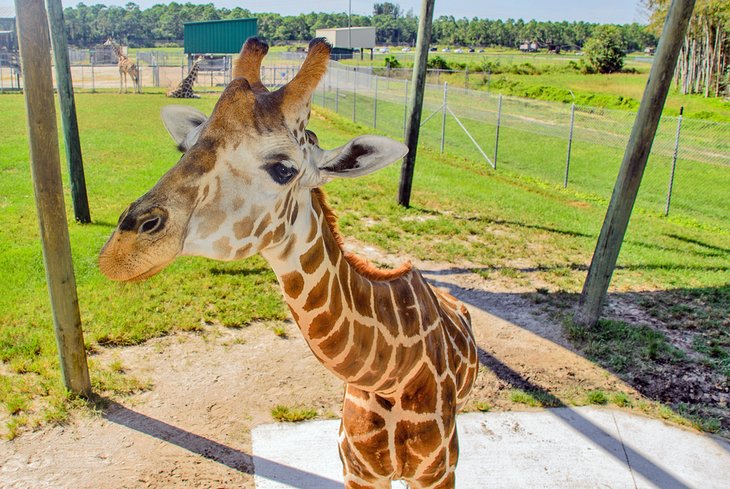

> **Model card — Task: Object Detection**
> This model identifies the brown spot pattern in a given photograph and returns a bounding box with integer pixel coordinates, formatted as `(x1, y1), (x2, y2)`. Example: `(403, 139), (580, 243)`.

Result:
(400, 365), (438, 414)
(299, 239), (324, 274)
(303, 270), (330, 312)
(281, 271), (304, 299)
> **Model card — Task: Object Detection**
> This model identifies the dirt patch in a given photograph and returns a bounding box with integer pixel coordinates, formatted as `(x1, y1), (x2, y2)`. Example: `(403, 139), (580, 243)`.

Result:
(1, 241), (723, 487)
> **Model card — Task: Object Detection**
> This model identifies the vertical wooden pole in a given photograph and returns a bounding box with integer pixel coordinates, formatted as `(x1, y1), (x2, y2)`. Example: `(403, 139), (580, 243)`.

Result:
(14, 0), (91, 396)
(574, 0), (696, 328)
(45, 0), (91, 223)
(398, 0), (436, 208)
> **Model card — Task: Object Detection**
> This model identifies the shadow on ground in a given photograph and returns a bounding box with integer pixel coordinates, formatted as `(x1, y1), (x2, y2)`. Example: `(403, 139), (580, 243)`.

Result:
(423, 268), (730, 436)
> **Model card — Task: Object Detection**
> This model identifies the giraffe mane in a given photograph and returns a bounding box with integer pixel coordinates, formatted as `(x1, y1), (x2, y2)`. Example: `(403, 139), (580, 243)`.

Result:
(311, 188), (412, 282)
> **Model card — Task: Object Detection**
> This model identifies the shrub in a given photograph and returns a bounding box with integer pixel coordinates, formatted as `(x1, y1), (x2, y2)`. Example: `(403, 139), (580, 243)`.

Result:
(383, 55), (401, 68)
(584, 25), (627, 74)
(427, 55), (450, 70)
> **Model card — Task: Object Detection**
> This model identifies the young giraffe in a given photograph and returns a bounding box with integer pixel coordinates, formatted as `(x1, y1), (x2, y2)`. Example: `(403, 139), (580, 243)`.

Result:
(167, 56), (205, 99)
(104, 38), (140, 94)
(98, 38), (478, 488)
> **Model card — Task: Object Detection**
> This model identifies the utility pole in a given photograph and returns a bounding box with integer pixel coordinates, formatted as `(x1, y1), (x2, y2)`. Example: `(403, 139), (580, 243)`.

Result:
(397, 0), (435, 208)
(14, 0), (91, 396)
(45, 0), (91, 223)
(348, 0), (352, 50)
(574, 0), (696, 328)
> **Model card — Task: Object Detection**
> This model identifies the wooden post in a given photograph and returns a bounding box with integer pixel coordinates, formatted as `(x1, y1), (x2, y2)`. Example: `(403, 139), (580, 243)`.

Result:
(14, 0), (91, 396)
(398, 0), (436, 208)
(45, 0), (91, 224)
(574, 0), (696, 328)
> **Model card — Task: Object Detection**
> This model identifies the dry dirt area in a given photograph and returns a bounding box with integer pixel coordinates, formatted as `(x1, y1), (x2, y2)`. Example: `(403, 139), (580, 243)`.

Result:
(0, 243), (695, 488)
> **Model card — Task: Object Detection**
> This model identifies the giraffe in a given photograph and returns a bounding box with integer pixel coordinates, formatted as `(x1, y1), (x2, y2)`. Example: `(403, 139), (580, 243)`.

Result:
(104, 38), (140, 94)
(98, 38), (478, 488)
(167, 56), (205, 99)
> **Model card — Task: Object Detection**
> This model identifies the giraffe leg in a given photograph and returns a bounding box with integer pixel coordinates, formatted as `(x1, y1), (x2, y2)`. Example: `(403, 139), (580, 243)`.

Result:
(119, 71), (123, 93)
(338, 418), (392, 489)
(406, 428), (459, 489)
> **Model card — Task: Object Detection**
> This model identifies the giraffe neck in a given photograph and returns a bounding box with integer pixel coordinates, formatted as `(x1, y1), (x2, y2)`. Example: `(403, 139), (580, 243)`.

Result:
(109, 41), (126, 62)
(261, 189), (439, 394)
(188, 61), (201, 82)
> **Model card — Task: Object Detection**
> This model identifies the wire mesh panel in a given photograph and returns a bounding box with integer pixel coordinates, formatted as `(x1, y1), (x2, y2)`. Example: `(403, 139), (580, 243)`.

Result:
(313, 65), (730, 234)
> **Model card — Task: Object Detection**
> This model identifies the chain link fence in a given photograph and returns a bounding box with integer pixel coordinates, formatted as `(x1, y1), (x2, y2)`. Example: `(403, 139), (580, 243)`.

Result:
(306, 64), (730, 234)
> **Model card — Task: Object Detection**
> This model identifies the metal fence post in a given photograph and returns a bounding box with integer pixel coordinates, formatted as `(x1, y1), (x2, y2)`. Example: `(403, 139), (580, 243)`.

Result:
(564, 103), (576, 188)
(90, 57), (95, 92)
(335, 69), (340, 113)
(465, 66), (469, 89)
(440, 82), (448, 153)
(403, 79), (409, 139)
(322, 69), (326, 107)
(0, 59), (3, 91)
(665, 107), (684, 216)
(374, 75), (378, 129)
(353, 69), (357, 122)
(494, 94), (503, 169)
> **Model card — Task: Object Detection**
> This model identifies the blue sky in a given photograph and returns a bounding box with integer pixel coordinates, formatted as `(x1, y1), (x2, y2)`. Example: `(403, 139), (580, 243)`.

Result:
(1, 1), (647, 24)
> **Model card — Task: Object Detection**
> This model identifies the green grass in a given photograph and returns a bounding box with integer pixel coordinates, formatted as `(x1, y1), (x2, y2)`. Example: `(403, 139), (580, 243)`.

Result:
(270, 404), (318, 422)
(564, 319), (685, 374)
(0, 92), (287, 436)
(509, 389), (561, 407)
(1, 83), (728, 436)
(272, 324), (288, 338)
(316, 81), (730, 241)
(585, 390), (609, 405)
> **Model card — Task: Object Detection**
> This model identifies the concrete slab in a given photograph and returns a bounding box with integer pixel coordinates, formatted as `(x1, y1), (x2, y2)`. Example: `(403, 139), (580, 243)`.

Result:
(251, 407), (730, 489)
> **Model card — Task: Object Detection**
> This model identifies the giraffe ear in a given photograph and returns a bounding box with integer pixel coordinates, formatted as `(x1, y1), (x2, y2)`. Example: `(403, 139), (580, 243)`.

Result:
(316, 136), (408, 183)
(161, 105), (208, 152)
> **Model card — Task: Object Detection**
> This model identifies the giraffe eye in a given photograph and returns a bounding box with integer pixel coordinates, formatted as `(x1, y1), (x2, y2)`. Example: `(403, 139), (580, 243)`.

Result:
(139, 216), (163, 234)
(266, 162), (297, 185)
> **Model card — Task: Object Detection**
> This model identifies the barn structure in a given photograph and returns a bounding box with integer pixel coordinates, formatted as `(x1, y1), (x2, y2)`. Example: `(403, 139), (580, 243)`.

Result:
(182, 18), (258, 82)
(184, 18), (258, 55)
(315, 26), (376, 60)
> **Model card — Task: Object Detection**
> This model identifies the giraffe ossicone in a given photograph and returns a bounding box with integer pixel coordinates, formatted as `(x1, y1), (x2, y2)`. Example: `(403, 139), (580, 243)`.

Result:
(99, 37), (478, 489)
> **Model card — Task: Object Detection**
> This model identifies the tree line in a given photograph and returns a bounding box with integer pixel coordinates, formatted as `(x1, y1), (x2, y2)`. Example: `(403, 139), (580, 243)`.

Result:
(62, 2), (657, 52)
(646, 0), (728, 97)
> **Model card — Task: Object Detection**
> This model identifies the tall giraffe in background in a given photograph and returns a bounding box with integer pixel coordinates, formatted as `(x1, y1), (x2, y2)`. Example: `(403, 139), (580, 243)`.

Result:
(167, 56), (205, 99)
(98, 38), (478, 488)
(104, 38), (140, 94)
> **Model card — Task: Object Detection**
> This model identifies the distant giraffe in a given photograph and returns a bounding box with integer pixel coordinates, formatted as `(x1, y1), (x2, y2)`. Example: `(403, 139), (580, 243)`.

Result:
(104, 38), (140, 94)
(167, 56), (205, 99)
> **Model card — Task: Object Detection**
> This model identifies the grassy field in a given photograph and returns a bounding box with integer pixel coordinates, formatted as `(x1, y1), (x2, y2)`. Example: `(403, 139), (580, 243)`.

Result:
(315, 76), (730, 240)
(344, 49), (730, 121)
(1, 88), (728, 437)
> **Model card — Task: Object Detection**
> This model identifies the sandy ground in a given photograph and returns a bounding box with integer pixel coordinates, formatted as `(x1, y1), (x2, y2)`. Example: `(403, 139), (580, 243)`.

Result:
(0, 243), (656, 489)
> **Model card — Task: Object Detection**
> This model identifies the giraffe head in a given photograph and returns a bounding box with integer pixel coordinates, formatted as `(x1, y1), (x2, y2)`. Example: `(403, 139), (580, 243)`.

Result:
(99, 38), (407, 281)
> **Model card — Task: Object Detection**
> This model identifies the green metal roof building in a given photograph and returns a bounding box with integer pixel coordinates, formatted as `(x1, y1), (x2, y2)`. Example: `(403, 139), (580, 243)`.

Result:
(183, 18), (258, 54)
